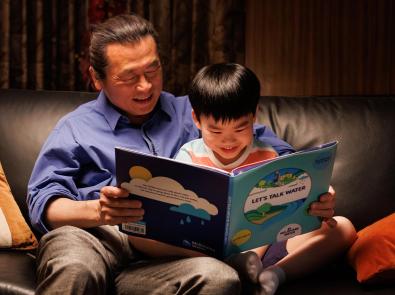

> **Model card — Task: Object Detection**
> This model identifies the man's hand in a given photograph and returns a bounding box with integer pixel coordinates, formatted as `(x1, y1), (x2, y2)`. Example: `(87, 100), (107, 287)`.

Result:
(308, 185), (337, 228)
(98, 186), (144, 225)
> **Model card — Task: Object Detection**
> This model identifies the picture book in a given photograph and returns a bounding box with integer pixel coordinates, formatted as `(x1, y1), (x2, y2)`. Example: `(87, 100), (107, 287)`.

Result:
(116, 141), (338, 259)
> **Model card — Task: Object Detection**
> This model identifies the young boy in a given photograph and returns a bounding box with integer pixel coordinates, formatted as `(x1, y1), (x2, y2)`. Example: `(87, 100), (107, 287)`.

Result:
(174, 63), (356, 294)
(174, 63), (286, 293)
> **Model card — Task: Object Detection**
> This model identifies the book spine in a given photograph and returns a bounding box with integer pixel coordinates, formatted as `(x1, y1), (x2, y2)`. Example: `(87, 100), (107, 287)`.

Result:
(223, 179), (233, 257)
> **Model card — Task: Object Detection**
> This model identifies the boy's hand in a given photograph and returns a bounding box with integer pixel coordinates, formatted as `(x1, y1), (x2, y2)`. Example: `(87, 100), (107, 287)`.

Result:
(98, 186), (144, 225)
(308, 185), (337, 228)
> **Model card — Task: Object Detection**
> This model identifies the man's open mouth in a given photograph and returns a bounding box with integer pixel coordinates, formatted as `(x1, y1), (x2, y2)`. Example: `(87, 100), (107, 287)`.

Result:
(133, 95), (153, 104)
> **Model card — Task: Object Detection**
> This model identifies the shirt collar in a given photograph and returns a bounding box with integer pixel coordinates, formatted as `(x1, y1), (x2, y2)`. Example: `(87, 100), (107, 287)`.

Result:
(94, 91), (173, 130)
(156, 91), (174, 120)
(203, 140), (254, 171)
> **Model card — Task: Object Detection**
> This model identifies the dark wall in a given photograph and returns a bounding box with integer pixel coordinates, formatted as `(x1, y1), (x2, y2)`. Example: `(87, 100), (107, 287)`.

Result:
(0, 1), (244, 95)
(246, 0), (395, 96)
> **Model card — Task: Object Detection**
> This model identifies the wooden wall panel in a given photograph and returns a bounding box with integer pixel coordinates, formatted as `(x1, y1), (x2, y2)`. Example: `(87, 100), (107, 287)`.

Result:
(245, 0), (395, 96)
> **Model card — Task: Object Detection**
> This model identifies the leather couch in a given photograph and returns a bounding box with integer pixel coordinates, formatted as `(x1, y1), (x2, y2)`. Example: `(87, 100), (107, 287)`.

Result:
(0, 89), (394, 294)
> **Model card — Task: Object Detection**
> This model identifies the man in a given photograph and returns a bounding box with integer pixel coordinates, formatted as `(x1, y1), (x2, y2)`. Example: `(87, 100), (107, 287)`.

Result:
(28, 14), (353, 295)
(28, 14), (241, 295)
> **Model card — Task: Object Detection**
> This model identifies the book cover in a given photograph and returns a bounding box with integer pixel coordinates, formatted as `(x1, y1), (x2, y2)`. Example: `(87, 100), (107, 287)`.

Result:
(116, 141), (337, 259)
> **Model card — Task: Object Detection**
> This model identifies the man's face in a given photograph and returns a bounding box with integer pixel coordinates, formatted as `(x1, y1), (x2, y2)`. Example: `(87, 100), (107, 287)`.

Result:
(92, 36), (163, 125)
(193, 112), (255, 165)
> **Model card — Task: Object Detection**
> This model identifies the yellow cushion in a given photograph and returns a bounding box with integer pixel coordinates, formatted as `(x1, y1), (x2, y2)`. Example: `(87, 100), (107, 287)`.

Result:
(347, 213), (395, 285)
(0, 162), (38, 250)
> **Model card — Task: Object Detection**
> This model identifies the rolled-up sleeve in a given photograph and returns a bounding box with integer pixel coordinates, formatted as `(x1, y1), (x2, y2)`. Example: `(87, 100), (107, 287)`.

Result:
(27, 121), (84, 234)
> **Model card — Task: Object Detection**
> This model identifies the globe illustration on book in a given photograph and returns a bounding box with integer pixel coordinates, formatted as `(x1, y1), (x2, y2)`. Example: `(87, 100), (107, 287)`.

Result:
(244, 168), (311, 225)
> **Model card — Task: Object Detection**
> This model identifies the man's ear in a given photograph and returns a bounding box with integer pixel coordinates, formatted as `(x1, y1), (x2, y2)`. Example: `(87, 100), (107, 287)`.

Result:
(89, 66), (103, 91)
(191, 109), (201, 130)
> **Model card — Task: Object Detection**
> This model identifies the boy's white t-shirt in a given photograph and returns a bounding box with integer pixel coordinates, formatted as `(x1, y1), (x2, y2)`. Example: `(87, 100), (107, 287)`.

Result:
(175, 138), (278, 172)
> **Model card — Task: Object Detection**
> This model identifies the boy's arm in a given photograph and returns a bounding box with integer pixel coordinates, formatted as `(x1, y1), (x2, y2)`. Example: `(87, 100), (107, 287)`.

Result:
(309, 185), (337, 228)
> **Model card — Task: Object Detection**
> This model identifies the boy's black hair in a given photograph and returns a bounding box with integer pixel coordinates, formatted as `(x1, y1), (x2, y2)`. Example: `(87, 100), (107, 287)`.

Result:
(189, 63), (261, 122)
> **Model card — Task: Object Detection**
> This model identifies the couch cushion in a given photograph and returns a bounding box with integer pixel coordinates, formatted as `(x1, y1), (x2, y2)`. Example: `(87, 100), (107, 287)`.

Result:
(0, 251), (36, 295)
(0, 162), (38, 250)
(347, 213), (395, 285)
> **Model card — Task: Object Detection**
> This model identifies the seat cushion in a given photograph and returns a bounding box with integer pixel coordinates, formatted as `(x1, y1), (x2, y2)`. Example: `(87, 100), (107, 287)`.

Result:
(0, 251), (36, 295)
(276, 263), (395, 295)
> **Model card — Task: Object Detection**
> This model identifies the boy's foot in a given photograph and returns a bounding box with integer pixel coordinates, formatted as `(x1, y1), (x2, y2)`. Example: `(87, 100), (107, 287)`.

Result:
(226, 251), (263, 283)
(255, 265), (286, 295)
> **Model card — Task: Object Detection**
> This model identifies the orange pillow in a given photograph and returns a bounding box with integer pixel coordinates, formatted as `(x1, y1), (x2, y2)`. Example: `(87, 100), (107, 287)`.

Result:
(0, 162), (38, 250)
(347, 213), (395, 285)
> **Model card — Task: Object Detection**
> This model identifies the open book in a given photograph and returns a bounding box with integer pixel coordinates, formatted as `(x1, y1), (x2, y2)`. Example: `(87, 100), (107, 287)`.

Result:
(116, 141), (338, 259)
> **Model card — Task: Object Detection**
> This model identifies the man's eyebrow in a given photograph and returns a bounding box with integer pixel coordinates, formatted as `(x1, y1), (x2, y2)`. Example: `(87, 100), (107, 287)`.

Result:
(147, 60), (161, 68)
(117, 59), (161, 77)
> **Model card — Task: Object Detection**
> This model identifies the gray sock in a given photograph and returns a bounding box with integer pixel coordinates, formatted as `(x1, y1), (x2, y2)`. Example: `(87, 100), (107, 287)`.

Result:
(226, 251), (263, 283)
(256, 265), (286, 295)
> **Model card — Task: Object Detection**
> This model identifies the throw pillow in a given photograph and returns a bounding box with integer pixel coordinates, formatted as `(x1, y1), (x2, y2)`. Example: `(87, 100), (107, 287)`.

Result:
(347, 213), (395, 285)
(0, 162), (38, 250)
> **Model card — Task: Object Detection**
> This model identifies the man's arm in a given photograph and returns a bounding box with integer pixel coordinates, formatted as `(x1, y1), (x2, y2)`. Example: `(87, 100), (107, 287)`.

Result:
(44, 198), (102, 229)
(44, 186), (144, 230)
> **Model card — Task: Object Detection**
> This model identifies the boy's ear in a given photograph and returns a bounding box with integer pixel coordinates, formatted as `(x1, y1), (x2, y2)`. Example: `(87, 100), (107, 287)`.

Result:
(254, 106), (259, 122)
(191, 110), (201, 129)
(89, 66), (103, 91)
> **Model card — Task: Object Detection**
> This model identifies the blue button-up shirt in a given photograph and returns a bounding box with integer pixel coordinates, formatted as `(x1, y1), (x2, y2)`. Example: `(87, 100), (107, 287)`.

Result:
(28, 91), (294, 234)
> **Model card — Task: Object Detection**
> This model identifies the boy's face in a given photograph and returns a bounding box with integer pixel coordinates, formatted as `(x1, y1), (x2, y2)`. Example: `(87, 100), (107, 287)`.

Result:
(192, 111), (255, 165)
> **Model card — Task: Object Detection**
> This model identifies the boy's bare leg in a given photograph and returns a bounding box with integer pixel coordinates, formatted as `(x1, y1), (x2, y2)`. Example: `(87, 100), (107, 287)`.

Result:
(277, 216), (356, 279)
(255, 216), (356, 295)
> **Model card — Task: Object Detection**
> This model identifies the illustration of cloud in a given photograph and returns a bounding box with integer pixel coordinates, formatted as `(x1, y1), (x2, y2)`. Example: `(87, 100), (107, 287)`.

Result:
(170, 204), (211, 221)
(121, 176), (218, 216)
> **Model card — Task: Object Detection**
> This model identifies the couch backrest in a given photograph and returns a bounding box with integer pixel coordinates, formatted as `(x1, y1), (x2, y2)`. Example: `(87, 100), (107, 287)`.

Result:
(1, 90), (394, 231)
(0, 89), (96, 223)
(257, 96), (395, 230)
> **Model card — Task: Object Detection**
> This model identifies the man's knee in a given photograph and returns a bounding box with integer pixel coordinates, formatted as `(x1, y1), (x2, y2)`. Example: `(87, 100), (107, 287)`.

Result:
(39, 225), (87, 244)
(37, 226), (109, 294)
(191, 257), (241, 294)
(38, 226), (100, 258)
(36, 259), (108, 295)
